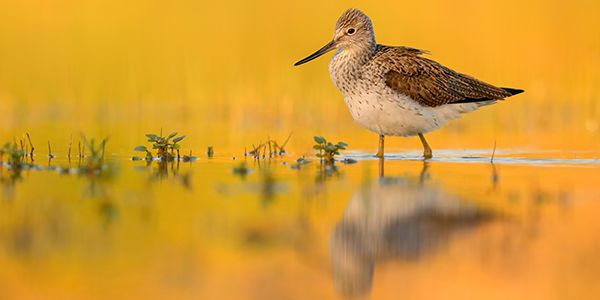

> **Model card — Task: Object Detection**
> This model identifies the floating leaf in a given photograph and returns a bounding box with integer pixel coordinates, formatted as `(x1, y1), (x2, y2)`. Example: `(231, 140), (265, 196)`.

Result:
(134, 145), (147, 152)
(342, 158), (357, 164)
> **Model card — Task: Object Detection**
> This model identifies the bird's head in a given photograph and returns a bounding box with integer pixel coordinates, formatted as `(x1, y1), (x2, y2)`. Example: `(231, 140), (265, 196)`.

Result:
(295, 8), (376, 66)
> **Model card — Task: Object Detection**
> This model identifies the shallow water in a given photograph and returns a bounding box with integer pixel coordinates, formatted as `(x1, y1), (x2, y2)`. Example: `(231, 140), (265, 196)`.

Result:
(1, 150), (600, 299)
(344, 149), (600, 167)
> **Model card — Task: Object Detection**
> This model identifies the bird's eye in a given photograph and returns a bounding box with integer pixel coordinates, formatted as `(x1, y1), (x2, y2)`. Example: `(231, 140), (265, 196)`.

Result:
(346, 28), (356, 35)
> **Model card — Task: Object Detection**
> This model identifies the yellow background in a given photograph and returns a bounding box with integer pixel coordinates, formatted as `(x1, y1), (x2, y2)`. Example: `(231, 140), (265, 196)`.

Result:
(0, 0), (598, 154)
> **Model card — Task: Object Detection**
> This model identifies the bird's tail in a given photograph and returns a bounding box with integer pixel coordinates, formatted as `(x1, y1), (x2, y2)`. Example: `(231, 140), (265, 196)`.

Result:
(501, 88), (524, 96)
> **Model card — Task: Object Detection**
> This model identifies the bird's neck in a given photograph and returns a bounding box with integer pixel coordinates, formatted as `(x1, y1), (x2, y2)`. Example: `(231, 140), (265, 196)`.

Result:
(329, 44), (376, 95)
(338, 42), (376, 67)
(330, 43), (374, 77)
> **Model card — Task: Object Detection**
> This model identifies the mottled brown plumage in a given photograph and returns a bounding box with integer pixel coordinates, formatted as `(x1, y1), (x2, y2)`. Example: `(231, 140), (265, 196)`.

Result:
(377, 45), (519, 107)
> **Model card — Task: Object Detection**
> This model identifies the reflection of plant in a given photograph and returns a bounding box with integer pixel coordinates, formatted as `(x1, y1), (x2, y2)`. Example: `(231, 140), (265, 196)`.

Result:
(140, 158), (192, 189)
(233, 162), (250, 178)
(313, 136), (347, 164)
(134, 131), (187, 161)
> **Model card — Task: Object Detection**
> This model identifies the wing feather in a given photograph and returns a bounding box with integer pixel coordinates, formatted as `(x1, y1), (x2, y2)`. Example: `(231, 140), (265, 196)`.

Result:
(377, 46), (520, 107)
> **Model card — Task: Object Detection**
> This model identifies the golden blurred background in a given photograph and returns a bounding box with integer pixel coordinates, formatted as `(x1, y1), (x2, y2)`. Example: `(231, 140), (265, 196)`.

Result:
(1, 2), (600, 299)
(0, 0), (599, 154)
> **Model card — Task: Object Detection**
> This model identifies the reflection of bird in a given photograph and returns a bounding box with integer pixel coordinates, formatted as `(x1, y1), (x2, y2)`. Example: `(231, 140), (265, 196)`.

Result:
(295, 9), (523, 159)
(330, 178), (493, 299)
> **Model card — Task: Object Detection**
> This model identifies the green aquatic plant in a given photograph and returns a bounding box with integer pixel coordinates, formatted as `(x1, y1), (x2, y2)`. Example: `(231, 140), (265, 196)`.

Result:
(182, 150), (196, 162)
(133, 146), (153, 161)
(244, 133), (292, 160)
(83, 137), (108, 172)
(25, 133), (34, 159)
(290, 156), (309, 170)
(313, 136), (347, 164)
(0, 142), (26, 197)
(134, 131), (188, 161)
(0, 142), (26, 171)
(47, 140), (56, 158)
(207, 146), (214, 158)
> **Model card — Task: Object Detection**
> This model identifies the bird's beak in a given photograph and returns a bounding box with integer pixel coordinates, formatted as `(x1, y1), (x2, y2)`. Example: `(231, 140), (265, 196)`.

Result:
(294, 40), (337, 66)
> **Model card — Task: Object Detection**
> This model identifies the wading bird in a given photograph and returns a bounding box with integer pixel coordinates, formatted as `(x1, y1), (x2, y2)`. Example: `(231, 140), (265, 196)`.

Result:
(295, 8), (523, 159)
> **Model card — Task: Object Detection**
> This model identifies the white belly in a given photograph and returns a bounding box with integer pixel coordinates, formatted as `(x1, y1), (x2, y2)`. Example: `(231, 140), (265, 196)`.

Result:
(343, 92), (482, 137)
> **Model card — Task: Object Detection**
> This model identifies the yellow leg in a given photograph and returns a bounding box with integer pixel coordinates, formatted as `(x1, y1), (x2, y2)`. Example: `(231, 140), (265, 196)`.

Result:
(376, 135), (385, 158)
(418, 133), (433, 159)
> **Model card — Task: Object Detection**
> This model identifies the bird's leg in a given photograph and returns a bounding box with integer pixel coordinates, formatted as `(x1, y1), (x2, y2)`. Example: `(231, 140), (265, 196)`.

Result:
(418, 133), (433, 159)
(376, 135), (385, 158)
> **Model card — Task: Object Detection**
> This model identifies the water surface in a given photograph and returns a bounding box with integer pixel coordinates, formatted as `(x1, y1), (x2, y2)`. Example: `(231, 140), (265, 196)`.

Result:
(2, 150), (599, 299)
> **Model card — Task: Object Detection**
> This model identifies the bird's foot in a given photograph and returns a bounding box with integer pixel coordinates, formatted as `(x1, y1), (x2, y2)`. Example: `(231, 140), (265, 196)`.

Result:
(423, 149), (433, 160)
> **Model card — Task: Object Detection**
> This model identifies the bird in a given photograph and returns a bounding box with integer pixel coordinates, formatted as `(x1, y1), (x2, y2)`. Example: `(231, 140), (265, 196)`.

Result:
(294, 8), (523, 159)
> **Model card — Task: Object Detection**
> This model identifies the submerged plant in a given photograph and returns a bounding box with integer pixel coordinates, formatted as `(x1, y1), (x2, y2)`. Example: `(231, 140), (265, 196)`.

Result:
(313, 136), (347, 164)
(0, 142), (26, 171)
(25, 133), (34, 159)
(47, 140), (56, 158)
(244, 133), (292, 160)
(0, 143), (26, 197)
(133, 131), (190, 161)
(290, 156), (310, 170)
(83, 137), (108, 172)
(182, 150), (196, 162)
(133, 146), (154, 161)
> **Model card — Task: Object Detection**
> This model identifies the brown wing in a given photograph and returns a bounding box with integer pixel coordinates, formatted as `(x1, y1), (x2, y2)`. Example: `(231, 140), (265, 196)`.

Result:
(380, 47), (520, 107)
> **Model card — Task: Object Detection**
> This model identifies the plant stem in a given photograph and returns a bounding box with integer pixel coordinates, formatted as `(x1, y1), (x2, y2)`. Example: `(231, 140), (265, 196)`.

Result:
(26, 133), (34, 158)
(68, 135), (72, 159)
